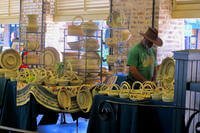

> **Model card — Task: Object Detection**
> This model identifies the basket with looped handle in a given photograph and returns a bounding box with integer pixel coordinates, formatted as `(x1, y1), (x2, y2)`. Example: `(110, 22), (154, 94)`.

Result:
(107, 84), (120, 97)
(129, 81), (146, 101)
(119, 81), (131, 98)
(97, 84), (110, 95)
(131, 81), (144, 93)
(69, 72), (83, 86)
(143, 81), (157, 90)
(142, 84), (153, 99)
(91, 83), (102, 97)
(68, 16), (84, 36)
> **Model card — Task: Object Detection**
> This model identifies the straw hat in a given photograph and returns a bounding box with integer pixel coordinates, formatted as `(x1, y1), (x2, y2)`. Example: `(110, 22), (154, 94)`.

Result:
(140, 27), (163, 46)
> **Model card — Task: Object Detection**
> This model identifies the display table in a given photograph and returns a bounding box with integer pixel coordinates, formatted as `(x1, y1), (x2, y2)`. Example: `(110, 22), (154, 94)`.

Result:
(0, 78), (89, 131)
(87, 95), (185, 133)
(0, 76), (185, 132)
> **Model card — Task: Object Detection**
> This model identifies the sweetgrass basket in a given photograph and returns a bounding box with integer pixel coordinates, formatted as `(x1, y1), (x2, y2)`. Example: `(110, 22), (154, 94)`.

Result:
(68, 40), (83, 50)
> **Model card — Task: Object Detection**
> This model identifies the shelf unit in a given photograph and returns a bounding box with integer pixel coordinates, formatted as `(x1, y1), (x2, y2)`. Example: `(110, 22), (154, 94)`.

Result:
(63, 29), (103, 84)
(105, 27), (130, 74)
(19, 0), (46, 68)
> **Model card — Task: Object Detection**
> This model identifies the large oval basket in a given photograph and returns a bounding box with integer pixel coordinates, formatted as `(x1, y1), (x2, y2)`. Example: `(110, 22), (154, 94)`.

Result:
(76, 85), (93, 113)
(57, 88), (72, 111)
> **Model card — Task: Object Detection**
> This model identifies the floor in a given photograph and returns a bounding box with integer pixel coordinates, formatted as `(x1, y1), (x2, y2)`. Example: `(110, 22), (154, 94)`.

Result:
(37, 114), (89, 133)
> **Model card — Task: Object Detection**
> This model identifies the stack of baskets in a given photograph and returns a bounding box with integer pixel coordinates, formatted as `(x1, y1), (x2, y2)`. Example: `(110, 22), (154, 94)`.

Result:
(26, 14), (39, 32)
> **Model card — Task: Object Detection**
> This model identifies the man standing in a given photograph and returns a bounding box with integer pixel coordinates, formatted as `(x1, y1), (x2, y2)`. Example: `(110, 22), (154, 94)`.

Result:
(127, 27), (163, 85)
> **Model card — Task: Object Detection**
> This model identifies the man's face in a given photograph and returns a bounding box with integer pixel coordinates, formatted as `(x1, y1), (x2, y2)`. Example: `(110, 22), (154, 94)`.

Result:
(144, 38), (153, 48)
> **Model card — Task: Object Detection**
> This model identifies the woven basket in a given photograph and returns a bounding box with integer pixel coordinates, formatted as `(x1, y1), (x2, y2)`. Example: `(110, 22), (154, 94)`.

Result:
(162, 89), (174, 102)
(5, 70), (17, 80)
(0, 49), (22, 70)
(83, 38), (99, 50)
(151, 86), (163, 101)
(107, 55), (117, 64)
(105, 38), (118, 47)
(27, 14), (38, 32)
(26, 26), (39, 32)
(26, 40), (40, 51)
(119, 81), (131, 98)
(106, 11), (125, 28)
(76, 85), (93, 113)
(68, 16), (84, 36)
(57, 88), (73, 111)
(24, 53), (40, 65)
(81, 20), (98, 36)
(68, 40), (83, 50)
(27, 14), (38, 25)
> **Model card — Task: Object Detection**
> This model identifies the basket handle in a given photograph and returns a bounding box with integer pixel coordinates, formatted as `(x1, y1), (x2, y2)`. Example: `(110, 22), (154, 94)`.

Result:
(108, 84), (120, 90)
(143, 81), (156, 90)
(120, 81), (131, 90)
(142, 84), (153, 94)
(72, 16), (84, 25)
(99, 84), (108, 91)
(132, 81), (143, 90)
(143, 84), (153, 90)
(78, 84), (90, 91)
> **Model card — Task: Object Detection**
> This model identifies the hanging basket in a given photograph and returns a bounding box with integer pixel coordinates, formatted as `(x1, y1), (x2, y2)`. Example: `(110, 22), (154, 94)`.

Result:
(26, 14), (38, 32)
(68, 16), (84, 36)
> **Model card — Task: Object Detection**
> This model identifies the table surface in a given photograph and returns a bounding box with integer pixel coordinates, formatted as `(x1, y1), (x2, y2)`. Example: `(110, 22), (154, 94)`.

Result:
(87, 95), (185, 133)
(0, 76), (186, 132)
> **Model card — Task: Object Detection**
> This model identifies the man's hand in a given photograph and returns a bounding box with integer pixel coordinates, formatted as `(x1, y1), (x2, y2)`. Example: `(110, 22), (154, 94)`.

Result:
(129, 66), (146, 82)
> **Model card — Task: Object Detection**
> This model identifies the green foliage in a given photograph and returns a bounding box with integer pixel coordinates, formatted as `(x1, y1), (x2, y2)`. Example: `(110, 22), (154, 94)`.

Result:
(56, 62), (64, 77)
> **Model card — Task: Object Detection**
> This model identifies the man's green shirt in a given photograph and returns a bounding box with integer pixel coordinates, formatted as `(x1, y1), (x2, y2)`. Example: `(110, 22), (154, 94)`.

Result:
(127, 43), (156, 81)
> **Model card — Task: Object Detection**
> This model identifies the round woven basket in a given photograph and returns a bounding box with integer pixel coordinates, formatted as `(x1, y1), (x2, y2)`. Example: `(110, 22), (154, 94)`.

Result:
(0, 49), (22, 70)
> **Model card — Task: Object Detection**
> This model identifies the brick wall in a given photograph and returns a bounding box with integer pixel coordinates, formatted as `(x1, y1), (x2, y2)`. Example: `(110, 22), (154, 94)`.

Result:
(157, 0), (185, 64)
(112, 0), (160, 46)
(45, 15), (66, 60)
(45, 0), (185, 64)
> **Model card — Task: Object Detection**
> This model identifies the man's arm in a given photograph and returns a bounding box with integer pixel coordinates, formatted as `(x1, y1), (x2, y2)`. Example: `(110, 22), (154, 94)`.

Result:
(129, 66), (146, 82)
